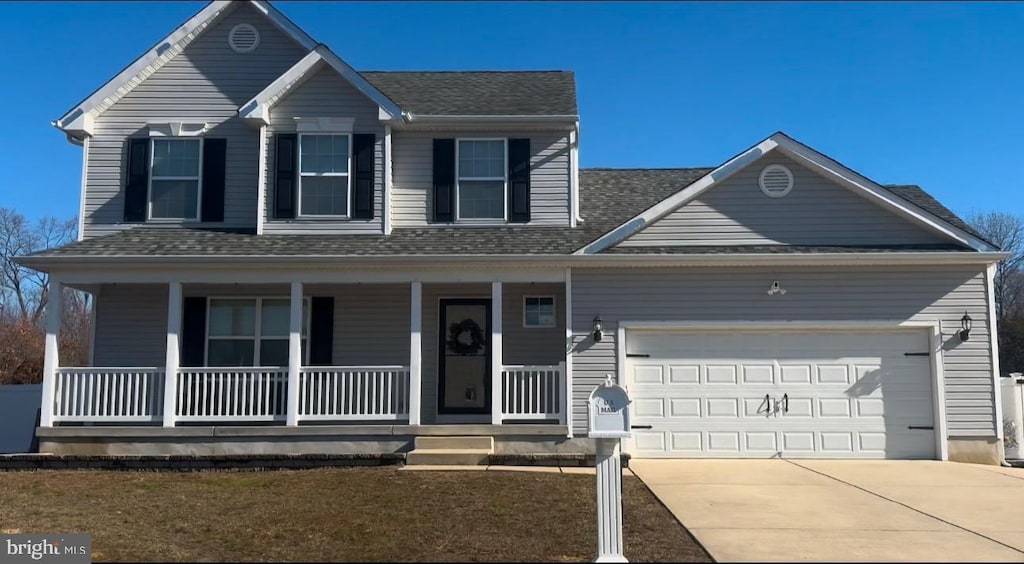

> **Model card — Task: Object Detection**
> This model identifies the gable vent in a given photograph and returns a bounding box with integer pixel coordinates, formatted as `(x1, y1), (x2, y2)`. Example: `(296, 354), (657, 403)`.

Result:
(758, 164), (793, 198)
(229, 24), (260, 54)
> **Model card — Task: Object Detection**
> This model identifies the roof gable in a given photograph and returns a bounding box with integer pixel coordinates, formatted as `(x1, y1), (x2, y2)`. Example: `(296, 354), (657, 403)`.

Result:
(239, 45), (403, 124)
(615, 150), (956, 249)
(577, 132), (998, 254)
(54, 1), (316, 140)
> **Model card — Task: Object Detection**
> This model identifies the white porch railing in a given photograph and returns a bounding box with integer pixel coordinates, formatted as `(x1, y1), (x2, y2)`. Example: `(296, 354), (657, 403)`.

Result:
(175, 368), (288, 422)
(501, 362), (566, 423)
(53, 368), (165, 423)
(299, 366), (410, 421)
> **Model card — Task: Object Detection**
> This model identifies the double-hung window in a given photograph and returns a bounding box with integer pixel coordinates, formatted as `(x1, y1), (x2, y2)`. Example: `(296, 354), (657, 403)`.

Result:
(298, 134), (351, 217)
(150, 138), (202, 220)
(457, 138), (507, 221)
(206, 298), (309, 367)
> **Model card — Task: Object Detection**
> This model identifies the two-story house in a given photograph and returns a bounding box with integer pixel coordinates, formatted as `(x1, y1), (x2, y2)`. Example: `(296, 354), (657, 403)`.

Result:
(20, 0), (1007, 465)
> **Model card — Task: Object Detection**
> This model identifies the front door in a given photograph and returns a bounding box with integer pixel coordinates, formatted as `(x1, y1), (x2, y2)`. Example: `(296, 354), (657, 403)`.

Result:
(438, 299), (491, 415)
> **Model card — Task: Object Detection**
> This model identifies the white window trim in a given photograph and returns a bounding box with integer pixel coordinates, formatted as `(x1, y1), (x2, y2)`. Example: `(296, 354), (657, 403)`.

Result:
(147, 137), (203, 222)
(204, 296), (311, 367)
(455, 137), (508, 223)
(523, 295), (557, 329)
(297, 132), (352, 219)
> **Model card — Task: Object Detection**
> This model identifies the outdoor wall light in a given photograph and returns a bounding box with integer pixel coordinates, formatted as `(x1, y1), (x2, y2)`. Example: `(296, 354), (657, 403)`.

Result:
(959, 312), (973, 341)
(593, 315), (604, 342)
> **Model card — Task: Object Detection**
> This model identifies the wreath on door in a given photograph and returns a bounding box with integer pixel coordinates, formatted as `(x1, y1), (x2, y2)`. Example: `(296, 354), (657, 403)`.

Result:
(447, 318), (487, 355)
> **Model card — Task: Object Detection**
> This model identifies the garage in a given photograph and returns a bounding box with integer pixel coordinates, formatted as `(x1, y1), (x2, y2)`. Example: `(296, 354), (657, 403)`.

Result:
(625, 328), (937, 459)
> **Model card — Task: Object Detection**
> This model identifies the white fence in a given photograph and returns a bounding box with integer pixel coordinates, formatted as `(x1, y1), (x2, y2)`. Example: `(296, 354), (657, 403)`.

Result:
(176, 368), (288, 422)
(501, 363), (566, 423)
(53, 368), (164, 423)
(299, 366), (410, 421)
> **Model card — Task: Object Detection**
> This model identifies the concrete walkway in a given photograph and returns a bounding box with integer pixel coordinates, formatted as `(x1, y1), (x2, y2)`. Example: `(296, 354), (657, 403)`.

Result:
(631, 459), (1024, 562)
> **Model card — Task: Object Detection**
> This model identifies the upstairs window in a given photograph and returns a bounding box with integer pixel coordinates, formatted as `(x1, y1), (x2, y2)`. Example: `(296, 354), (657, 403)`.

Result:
(457, 139), (507, 221)
(299, 134), (351, 217)
(149, 138), (202, 220)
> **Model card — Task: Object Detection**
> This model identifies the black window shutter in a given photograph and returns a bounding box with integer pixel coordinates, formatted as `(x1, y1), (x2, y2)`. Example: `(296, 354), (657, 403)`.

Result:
(309, 297), (334, 366)
(200, 138), (226, 222)
(123, 138), (150, 222)
(432, 139), (455, 223)
(180, 297), (207, 367)
(274, 133), (297, 219)
(508, 138), (531, 223)
(351, 134), (375, 219)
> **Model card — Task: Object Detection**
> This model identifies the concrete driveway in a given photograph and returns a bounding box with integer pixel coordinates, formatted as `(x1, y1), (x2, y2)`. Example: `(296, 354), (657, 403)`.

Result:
(630, 459), (1024, 562)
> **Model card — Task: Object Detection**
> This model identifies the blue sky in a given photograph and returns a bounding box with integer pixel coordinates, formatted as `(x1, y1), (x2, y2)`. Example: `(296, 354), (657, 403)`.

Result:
(1, 1), (1021, 224)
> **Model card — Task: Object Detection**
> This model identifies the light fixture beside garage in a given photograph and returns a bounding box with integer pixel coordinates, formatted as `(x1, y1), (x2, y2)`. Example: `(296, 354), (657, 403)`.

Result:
(959, 312), (973, 341)
(767, 280), (787, 296)
(593, 315), (604, 342)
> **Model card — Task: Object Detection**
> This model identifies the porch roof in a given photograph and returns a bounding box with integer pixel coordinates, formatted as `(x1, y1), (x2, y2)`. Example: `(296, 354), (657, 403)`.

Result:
(24, 169), (975, 259)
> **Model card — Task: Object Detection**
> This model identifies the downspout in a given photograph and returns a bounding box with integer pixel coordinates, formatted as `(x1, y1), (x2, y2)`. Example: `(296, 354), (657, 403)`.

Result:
(384, 125), (393, 235)
(570, 120), (582, 226)
(256, 124), (268, 235)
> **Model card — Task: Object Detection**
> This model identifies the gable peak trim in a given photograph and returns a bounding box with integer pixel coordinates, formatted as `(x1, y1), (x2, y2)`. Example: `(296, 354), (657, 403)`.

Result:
(238, 44), (403, 125)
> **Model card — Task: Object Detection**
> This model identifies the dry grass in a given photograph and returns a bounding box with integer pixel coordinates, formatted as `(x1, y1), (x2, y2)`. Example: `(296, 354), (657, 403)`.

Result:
(0, 467), (710, 562)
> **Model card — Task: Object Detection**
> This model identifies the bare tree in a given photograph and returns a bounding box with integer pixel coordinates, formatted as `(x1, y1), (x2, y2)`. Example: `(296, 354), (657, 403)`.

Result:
(0, 208), (86, 384)
(0, 208), (76, 322)
(966, 211), (1024, 321)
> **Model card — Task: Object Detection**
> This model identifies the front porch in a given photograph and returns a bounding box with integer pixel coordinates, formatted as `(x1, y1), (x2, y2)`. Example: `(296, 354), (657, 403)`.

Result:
(40, 278), (572, 432)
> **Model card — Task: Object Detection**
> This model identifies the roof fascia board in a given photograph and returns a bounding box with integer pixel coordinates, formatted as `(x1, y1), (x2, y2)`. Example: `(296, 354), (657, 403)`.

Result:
(575, 136), (779, 255)
(239, 45), (403, 124)
(770, 134), (997, 252)
(55, 1), (318, 139)
(17, 251), (1008, 272)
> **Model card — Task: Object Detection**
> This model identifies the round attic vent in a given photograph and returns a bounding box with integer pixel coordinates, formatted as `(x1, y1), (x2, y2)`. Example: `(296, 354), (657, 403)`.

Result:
(229, 24), (260, 54)
(759, 164), (793, 198)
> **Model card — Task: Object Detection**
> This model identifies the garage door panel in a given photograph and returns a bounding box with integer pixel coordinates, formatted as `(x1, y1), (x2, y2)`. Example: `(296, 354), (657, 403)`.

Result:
(625, 329), (936, 460)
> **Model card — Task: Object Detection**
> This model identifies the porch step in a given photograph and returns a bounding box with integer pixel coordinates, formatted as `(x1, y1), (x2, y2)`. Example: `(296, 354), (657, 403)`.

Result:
(406, 436), (494, 466)
(406, 449), (491, 466)
(413, 436), (494, 451)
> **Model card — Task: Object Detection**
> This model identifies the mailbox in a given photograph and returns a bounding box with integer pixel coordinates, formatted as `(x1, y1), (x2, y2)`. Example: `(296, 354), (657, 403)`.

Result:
(588, 376), (632, 439)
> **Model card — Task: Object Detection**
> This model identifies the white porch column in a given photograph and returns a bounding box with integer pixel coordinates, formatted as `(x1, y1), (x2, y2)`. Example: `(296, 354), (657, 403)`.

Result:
(162, 281), (182, 428)
(491, 281), (503, 425)
(39, 277), (63, 427)
(409, 282), (422, 425)
(286, 282), (303, 426)
(564, 268), (573, 434)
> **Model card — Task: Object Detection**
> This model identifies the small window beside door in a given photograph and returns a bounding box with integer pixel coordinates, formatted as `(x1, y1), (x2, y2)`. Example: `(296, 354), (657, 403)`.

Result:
(523, 296), (556, 328)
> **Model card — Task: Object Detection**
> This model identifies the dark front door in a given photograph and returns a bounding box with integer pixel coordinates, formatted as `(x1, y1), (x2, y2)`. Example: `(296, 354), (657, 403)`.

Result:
(438, 299), (491, 415)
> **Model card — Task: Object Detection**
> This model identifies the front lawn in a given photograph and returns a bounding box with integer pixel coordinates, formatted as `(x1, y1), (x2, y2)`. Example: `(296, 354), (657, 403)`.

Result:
(0, 467), (710, 562)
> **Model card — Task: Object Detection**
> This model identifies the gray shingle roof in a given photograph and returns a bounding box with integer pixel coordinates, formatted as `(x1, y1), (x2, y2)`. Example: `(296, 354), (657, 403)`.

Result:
(884, 184), (992, 246)
(27, 169), (979, 259)
(361, 71), (577, 116)
(604, 244), (970, 255)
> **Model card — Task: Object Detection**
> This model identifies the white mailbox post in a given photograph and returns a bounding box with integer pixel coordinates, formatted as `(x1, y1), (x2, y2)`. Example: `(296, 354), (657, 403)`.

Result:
(589, 375), (632, 563)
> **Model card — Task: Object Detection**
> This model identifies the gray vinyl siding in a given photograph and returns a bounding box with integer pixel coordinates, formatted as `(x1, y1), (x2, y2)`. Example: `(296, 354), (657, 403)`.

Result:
(92, 284), (168, 367)
(304, 284), (410, 366)
(569, 265), (994, 438)
(619, 151), (952, 247)
(263, 66), (385, 234)
(419, 283), (566, 424)
(392, 131), (571, 227)
(82, 3), (308, 239)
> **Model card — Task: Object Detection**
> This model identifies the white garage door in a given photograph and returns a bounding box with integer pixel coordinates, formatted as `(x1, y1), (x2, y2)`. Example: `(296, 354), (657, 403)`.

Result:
(626, 329), (936, 459)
